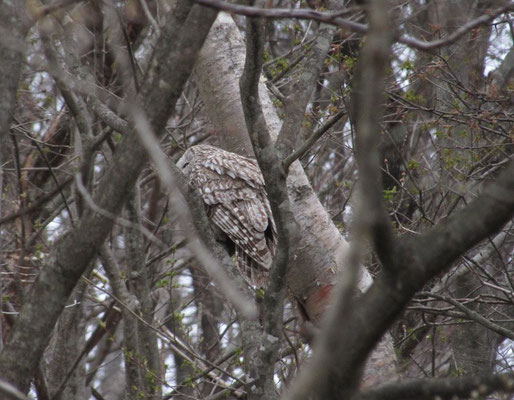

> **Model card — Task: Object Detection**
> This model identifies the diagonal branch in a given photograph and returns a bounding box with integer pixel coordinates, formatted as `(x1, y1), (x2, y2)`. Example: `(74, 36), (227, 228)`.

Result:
(0, 379), (28, 400)
(423, 292), (514, 340)
(131, 106), (257, 319)
(282, 108), (346, 172)
(284, 156), (514, 400)
(414, 160), (514, 282)
(0, 177), (73, 226)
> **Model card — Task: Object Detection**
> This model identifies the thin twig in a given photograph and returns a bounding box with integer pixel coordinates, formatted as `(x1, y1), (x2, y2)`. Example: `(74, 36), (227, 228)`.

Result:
(82, 275), (245, 388)
(422, 292), (514, 341)
(283, 108), (346, 171)
(74, 173), (167, 249)
(0, 177), (73, 226)
(23, 130), (75, 226)
(138, 0), (161, 35)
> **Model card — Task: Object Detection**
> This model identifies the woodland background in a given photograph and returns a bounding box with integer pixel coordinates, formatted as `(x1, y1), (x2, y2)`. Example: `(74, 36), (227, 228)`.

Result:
(0, 0), (513, 399)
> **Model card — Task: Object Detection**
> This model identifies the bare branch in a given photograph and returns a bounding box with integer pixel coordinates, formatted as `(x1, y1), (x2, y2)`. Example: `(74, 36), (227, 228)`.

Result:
(240, 15), (273, 152)
(356, 373), (514, 400)
(351, 2), (396, 270)
(0, 380), (28, 400)
(239, 7), (297, 400)
(192, 0), (368, 35)
(415, 161), (514, 281)
(283, 108), (346, 172)
(285, 3), (396, 397)
(0, 177), (73, 226)
(191, 0), (514, 51)
(74, 173), (166, 248)
(87, 97), (130, 134)
(138, 0), (161, 35)
(422, 292), (514, 341)
(277, 11), (339, 172)
(29, 0), (85, 23)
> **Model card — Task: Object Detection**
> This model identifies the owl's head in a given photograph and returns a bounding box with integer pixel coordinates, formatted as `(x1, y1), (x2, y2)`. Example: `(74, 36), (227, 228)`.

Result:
(176, 147), (196, 178)
(177, 144), (220, 179)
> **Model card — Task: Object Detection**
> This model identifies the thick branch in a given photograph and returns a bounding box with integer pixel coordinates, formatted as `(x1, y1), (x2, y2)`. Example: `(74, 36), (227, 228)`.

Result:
(0, 380), (28, 400)
(0, 2), (30, 135)
(98, 245), (143, 400)
(0, 1), (31, 202)
(285, 3), (396, 398)
(239, 9), (295, 400)
(124, 193), (162, 398)
(283, 1), (508, 397)
(240, 15), (272, 152)
(285, 161), (514, 400)
(352, 1), (396, 269)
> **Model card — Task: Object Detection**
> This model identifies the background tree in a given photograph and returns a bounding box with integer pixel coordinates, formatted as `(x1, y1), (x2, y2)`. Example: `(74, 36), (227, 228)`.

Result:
(0, 0), (513, 400)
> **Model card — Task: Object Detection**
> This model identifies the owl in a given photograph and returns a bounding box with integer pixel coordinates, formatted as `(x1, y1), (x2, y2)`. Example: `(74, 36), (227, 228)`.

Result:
(177, 144), (276, 287)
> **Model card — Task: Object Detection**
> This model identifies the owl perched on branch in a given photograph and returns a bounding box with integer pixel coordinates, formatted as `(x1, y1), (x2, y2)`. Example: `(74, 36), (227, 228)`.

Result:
(177, 144), (276, 287)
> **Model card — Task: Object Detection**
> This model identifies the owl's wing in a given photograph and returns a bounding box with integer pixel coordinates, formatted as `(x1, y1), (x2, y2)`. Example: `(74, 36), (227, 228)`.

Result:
(209, 200), (273, 269)
(203, 149), (265, 187)
(184, 145), (276, 285)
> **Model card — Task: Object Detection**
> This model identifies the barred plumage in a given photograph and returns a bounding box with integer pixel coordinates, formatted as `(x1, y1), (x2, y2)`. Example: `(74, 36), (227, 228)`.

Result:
(177, 144), (276, 287)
